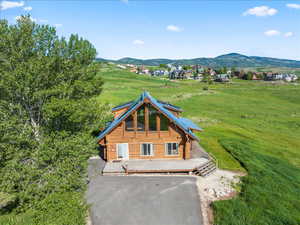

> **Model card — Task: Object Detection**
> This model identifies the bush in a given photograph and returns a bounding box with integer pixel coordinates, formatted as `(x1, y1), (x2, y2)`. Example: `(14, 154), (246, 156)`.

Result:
(0, 192), (86, 225)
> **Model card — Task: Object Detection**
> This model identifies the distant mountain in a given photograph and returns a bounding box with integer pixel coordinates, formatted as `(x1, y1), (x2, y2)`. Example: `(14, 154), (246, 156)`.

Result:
(96, 53), (300, 68)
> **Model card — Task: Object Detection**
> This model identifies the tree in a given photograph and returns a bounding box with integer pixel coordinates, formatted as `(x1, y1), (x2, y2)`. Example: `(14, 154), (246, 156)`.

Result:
(0, 16), (103, 142)
(222, 66), (228, 74)
(202, 68), (213, 84)
(0, 16), (110, 217)
(182, 65), (192, 70)
(243, 71), (253, 80)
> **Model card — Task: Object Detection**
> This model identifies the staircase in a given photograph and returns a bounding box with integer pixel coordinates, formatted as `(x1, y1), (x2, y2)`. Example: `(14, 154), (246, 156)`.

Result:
(193, 159), (216, 177)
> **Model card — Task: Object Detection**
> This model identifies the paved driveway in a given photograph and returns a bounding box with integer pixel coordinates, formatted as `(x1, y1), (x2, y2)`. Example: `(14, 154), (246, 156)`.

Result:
(86, 158), (203, 225)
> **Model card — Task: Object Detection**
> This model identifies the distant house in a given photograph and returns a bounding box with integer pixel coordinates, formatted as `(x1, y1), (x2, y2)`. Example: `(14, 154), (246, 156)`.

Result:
(169, 69), (186, 79)
(137, 66), (151, 75)
(97, 92), (203, 161)
(151, 70), (168, 76)
(284, 74), (298, 82)
(214, 74), (230, 82)
(209, 69), (217, 76)
(130, 68), (137, 73)
(265, 73), (298, 82)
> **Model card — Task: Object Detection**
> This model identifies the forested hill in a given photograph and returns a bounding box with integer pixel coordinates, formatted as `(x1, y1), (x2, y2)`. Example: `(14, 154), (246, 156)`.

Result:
(97, 53), (300, 68)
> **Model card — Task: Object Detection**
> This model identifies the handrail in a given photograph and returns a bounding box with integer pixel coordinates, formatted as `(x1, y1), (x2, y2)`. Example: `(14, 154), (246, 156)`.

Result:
(208, 152), (218, 169)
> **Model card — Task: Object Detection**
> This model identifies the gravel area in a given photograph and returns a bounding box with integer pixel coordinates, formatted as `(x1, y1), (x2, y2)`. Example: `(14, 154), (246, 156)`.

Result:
(196, 169), (243, 225)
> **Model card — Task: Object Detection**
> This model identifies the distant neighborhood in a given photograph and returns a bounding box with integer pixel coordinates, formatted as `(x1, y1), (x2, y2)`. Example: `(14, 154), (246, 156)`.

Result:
(113, 62), (298, 83)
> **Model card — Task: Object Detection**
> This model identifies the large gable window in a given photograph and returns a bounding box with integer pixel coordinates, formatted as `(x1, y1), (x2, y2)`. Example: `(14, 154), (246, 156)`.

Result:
(125, 103), (170, 132)
(137, 105), (145, 131)
(125, 115), (134, 131)
(148, 104), (158, 131)
(160, 114), (169, 131)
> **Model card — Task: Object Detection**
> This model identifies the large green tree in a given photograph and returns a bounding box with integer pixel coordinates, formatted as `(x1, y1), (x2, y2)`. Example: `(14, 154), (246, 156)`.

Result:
(0, 16), (103, 141)
(0, 16), (109, 223)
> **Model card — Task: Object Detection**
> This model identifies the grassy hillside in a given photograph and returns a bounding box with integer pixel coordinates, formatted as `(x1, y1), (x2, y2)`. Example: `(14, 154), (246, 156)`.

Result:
(98, 68), (300, 225)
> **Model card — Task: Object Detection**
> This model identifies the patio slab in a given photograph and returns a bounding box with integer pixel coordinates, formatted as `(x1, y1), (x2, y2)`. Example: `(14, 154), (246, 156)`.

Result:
(103, 157), (209, 174)
(102, 161), (125, 173)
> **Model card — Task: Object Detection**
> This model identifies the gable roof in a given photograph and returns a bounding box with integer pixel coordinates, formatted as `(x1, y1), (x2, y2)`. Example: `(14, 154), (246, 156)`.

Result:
(97, 91), (202, 141)
(178, 118), (202, 131)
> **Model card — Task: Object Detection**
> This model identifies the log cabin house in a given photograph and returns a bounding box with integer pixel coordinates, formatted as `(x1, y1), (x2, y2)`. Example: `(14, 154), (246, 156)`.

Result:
(97, 91), (203, 162)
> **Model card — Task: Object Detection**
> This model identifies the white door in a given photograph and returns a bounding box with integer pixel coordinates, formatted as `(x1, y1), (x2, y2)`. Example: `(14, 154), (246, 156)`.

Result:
(117, 143), (129, 160)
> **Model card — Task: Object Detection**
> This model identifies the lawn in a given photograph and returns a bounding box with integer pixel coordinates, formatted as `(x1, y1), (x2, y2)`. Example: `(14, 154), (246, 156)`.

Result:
(98, 68), (300, 225)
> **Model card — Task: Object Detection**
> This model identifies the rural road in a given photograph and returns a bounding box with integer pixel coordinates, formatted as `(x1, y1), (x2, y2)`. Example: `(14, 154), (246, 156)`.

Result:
(86, 158), (203, 225)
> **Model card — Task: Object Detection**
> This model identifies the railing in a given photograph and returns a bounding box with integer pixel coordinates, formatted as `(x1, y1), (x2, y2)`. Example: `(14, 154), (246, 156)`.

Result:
(208, 152), (218, 169)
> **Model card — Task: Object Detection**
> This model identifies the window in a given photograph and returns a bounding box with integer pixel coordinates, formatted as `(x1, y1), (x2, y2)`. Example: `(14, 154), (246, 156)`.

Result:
(148, 104), (158, 131)
(137, 105), (145, 131)
(125, 115), (134, 131)
(141, 143), (153, 156)
(165, 143), (179, 155)
(160, 114), (169, 131)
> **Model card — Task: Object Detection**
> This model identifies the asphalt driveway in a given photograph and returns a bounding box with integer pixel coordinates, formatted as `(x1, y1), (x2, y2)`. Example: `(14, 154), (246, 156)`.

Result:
(86, 158), (203, 225)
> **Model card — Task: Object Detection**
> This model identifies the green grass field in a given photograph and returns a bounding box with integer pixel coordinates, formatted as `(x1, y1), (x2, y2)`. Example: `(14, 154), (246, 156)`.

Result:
(98, 67), (300, 225)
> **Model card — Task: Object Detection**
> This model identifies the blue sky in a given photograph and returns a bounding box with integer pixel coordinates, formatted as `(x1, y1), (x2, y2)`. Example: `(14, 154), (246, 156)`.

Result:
(1, 0), (300, 60)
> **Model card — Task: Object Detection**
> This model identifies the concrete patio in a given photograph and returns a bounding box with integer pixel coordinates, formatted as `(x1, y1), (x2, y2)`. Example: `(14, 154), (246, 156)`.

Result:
(102, 157), (210, 174)
(102, 141), (214, 175)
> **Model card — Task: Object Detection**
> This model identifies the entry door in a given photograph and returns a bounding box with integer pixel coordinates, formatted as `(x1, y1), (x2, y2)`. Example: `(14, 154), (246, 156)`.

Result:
(117, 143), (129, 160)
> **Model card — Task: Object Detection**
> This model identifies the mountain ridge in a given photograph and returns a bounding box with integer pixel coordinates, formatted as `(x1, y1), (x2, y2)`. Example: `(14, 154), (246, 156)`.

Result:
(96, 53), (300, 68)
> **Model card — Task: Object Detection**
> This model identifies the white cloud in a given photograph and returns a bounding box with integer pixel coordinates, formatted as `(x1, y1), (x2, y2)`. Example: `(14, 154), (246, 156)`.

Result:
(54, 24), (63, 28)
(264, 30), (281, 36)
(166, 25), (183, 32)
(23, 6), (32, 11)
(120, 0), (128, 4)
(133, 40), (144, 45)
(284, 32), (293, 37)
(0, 1), (24, 10)
(243, 6), (278, 17)
(286, 3), (300, 9)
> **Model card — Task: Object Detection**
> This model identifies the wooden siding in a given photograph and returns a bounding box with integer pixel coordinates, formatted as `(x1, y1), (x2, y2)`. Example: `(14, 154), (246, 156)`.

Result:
(103, 121), (191, 161)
